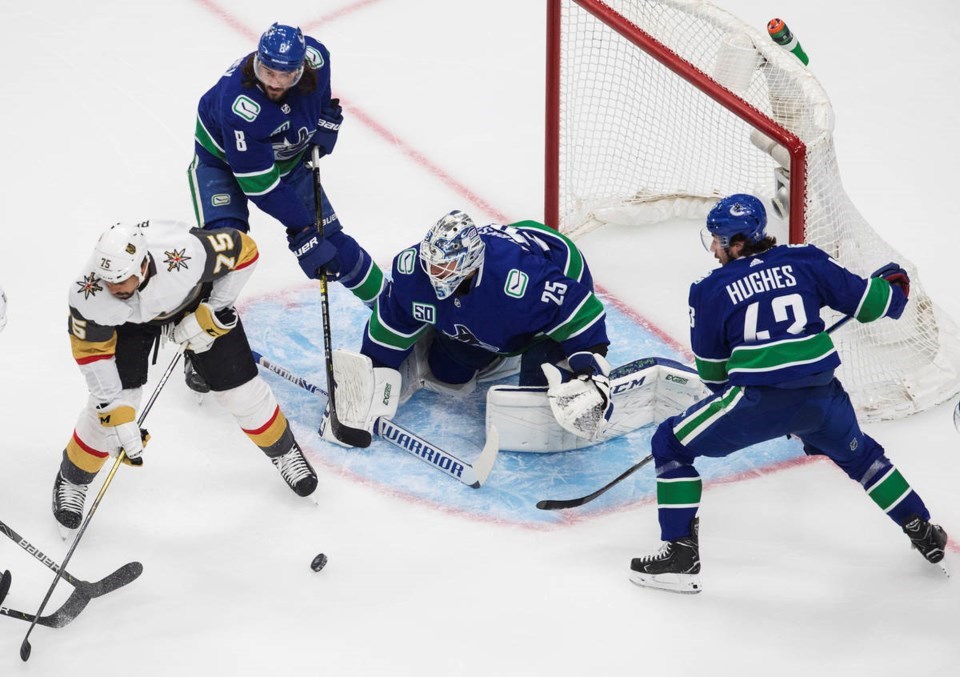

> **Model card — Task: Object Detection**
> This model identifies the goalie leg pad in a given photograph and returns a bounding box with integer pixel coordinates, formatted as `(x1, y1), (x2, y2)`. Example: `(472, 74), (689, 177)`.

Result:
(488, 358), (706, 452)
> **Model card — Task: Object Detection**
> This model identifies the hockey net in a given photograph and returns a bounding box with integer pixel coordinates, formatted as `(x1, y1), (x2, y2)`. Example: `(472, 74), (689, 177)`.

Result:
(546, 0), (960, 420)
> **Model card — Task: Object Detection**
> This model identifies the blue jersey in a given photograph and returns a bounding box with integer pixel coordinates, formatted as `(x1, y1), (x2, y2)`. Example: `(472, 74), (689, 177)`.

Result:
(690, 244), (907, 388)
(194, 37), (335, 231)
(362, 221), (608, 369)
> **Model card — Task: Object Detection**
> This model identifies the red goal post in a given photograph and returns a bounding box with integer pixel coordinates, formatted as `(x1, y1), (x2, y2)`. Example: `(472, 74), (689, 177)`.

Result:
(544, 0), (960, 420)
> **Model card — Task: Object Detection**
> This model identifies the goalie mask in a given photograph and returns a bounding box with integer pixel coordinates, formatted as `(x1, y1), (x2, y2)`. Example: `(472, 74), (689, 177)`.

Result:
(702, 193), (767, 250)
(92, 223), (148, 284)
(419, 210), (485, 300)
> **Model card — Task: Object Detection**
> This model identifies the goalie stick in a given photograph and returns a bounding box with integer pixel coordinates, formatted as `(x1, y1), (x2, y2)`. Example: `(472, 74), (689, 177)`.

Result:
(310, 147), (371, 448)
(252, 350), (499, 488)
(536, 314), (855, 511)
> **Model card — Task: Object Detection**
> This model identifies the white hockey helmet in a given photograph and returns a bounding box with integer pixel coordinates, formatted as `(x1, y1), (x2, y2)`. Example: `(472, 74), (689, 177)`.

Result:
(92, 223), (149, 284)
(419, 210), (485, 300)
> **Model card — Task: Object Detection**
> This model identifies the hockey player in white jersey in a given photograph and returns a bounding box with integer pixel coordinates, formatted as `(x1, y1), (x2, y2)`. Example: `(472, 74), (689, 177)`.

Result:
(54, 221), (318, 534)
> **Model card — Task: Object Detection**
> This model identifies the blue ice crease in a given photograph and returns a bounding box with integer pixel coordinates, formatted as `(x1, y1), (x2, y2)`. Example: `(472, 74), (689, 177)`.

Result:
(241, 284), (802, 525)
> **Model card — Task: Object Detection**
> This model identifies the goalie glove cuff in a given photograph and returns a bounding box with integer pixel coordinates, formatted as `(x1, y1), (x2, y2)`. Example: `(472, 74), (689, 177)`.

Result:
(567, 351), (611, 378)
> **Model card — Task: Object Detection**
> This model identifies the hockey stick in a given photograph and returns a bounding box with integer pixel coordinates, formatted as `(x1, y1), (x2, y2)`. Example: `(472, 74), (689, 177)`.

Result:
(310, 146), (371, 448)
(536, 314), (856, 511)
(252, 350), (499, 488)
(1, 588), (90, 629)
(0, 519), (143, 598)
(20, 349), (181, 662)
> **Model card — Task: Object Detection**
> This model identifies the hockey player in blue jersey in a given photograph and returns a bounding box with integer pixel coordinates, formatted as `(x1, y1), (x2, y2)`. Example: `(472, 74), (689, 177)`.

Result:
(629, 194), (948, 594)
(187, 23), (384, 392)
(321, 210), (615, 446)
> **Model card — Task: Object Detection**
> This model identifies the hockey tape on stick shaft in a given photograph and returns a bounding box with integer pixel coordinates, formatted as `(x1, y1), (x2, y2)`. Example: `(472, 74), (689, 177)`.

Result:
(537, 314), (854, 510)
(252, 350), (499, 487)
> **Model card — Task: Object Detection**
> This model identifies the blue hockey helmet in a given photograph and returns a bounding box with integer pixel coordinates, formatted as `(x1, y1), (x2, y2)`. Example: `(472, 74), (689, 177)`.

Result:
(257, 23), (306, 72)
(704, 193), (767, 249)
(419, 211), (485, 300)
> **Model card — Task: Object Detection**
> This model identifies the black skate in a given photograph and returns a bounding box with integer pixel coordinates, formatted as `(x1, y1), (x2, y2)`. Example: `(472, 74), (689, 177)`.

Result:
(52, 472), (89, 539)
(902, 515), (948, 570)
(630, 518), (702, 594)
(271, 442), (318, 497)
(184, 353), (210, 395)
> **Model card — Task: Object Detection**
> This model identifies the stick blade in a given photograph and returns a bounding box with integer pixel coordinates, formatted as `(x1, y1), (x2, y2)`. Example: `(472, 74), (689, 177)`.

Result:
(20, 639), (31, 662)
(471, 425), (500, 487)
(84, 561), (143, 598)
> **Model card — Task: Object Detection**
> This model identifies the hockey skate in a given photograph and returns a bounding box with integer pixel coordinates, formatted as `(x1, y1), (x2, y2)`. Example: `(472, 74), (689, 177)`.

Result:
(271, 442), (318, 497)
(183, 353), (210, 401)
(52, 472), (89, 539)
(630, 518), (702, 594)
(902, 515), (949, 575)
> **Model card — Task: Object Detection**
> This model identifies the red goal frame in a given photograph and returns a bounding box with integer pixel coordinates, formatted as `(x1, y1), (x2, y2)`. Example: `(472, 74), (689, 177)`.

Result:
(544, 0), (807, 243)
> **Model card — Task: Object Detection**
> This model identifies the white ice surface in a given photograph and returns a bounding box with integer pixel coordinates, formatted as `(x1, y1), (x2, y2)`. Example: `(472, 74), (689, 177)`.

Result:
(0, 1), (958, 675)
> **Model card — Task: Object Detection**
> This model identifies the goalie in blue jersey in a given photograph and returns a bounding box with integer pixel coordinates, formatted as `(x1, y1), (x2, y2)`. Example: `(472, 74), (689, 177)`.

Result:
(187, 23), (384, 390)
(629, 194), (948, 594)
(320, 210), (618, 448)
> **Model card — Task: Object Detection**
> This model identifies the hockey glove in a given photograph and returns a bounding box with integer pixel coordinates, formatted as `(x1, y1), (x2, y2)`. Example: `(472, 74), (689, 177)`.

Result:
(313, 98), (343, 158)
(287, 227), (337, 279)
(871, 262), (910, 300)
(172, 303), (238, 354)
(542, 353), (613, 441)
(97, 401), (145, 460)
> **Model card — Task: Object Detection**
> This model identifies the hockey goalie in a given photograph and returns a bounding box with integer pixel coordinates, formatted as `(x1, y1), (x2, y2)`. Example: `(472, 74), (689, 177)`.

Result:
(320, 210), (705, 453)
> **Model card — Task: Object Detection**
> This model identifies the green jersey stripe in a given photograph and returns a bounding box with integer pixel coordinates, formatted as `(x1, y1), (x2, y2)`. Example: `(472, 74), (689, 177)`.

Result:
(674, 386), (743, 444)
(727, 332), (836, 374)
(657, 477), (702, 506)
(867, 467), (912, 512)
(512, 220), (585, 282)
(546, 294), (605, 343)
(366, 304), (426, 351)
(854, 278), (893, 323)
(694, 356), (728, 384)
(195, 117), (226, 161)
(235, 166), (281, 197)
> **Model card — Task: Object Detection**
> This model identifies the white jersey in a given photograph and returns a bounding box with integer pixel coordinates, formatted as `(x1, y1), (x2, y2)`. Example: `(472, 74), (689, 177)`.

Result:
(68, 219), (259, 403)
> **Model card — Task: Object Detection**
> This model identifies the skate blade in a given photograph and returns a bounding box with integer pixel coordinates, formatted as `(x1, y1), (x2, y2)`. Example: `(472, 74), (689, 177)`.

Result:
(629, 570), (702, 594)
(56, 521), (78, 542)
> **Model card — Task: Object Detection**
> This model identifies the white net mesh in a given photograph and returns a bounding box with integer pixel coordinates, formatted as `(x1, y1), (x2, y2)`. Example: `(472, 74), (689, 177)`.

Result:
(555, 0), (960, 420)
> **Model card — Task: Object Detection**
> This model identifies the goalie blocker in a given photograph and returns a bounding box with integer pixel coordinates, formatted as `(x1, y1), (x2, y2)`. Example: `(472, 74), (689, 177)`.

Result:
(487, 357), (705, 452)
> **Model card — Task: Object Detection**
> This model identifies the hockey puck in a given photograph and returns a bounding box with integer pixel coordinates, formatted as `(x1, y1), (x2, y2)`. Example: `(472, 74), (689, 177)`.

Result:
(311, 553), (328, 572)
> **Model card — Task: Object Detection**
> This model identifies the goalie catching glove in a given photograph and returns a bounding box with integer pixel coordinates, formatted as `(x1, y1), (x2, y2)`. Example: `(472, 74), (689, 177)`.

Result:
(96, 401), (150, 461)
(542, 351), (613, 441)
(172, 303), (238, 353)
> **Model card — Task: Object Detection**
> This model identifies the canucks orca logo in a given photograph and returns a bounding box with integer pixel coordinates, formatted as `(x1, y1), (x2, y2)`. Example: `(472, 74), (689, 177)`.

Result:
(274, 127), (311, 161)
(163, 248), (192, 272)
(76, 273), (103, 300)
(447, 323), (500, 352)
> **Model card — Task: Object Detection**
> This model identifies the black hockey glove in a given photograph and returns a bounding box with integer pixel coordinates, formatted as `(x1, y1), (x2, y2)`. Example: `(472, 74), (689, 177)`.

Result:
(287, 227), (337, 279)
(314, 98), (343, 158)
(871, 262), (910, 300)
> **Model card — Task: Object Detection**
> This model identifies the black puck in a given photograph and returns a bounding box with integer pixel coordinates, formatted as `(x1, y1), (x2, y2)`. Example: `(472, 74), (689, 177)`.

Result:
(311, 553), (328, 572)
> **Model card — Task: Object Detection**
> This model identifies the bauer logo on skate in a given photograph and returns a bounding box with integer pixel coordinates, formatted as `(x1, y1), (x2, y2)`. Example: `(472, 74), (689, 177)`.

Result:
(377, 420), (465, 478)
